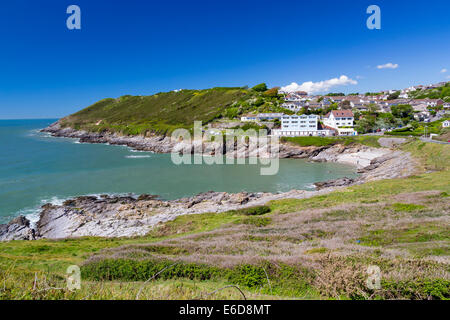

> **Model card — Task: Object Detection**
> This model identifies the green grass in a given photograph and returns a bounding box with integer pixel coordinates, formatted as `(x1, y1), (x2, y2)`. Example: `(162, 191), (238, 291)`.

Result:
(402, 139), (450, 171)
(358, 223), (450, 247)
(59, 87), (288, 136)
(281, 135), (381, 148)
(60, 88), (252, 135)
(391, 203), (426, 212)
(389, 118), (450, 137)
(268, 170), (450, 215)
(0, 206), (274, 274)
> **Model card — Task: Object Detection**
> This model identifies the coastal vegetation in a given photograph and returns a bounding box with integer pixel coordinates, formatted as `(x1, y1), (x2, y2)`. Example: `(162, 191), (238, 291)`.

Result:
(281, 135), (382, 148)
(1, 140), (449, 300)
(59, 85), (285, 136)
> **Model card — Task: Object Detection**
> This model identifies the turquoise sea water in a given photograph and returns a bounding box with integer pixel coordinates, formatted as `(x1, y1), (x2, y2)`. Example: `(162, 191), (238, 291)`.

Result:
(0, 119), (358, 223)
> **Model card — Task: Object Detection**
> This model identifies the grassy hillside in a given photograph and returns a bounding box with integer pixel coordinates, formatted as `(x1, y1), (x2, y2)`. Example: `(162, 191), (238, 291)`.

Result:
(407, 82), (450, 101)
(0, 139), (449, 300)
(59, 85), (285, 136)
(60, 87), (249, 135)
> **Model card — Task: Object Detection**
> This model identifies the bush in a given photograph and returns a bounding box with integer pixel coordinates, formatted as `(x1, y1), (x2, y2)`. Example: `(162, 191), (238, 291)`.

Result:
(252, 83), (268, 92)
(234, 205), (271, 216)
(82, 259), (268, 288)
(81, 259), (222, 282)
(382, 279), (450, 299)
(227, 265), (266, 288)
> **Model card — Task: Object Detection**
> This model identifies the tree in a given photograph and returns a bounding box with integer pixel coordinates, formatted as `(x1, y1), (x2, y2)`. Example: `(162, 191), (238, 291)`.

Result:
(368, 104), (380, 114)
(339, 100), (352, 110)
(252, 83), (268, 92)
(355, 115), (376, 133)
(263, 87), (279, 97)
(387, 91), (400, 100)
(440, 87), (450, 98)
(391, 104), (413, 119)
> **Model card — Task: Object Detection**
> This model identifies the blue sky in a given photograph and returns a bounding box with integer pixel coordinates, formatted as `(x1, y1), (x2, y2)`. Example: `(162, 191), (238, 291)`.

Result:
(0, 0), (449, 119)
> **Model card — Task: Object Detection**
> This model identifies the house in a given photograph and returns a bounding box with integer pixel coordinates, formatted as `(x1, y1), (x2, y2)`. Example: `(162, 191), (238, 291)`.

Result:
(284, 92), (309, 102)
(387, 99), (412, 107)
(443, 120), (450, 128)
(414, 111), (431, 122)
(272, 114), (334, 137)
(411, 99), (444, 107)
(241, 114), (258, 122)
(322, 110), (357, 136)
(281, 101), (305, 112)
(257, 113), (284, 121)
(321, 98), (332, 107)
(352, 103), (369, 111)
(308, 103), (322, 109)
(412, 104), (428, 112)
(241, 113), (284, 122)
(295, 91), (308, 97)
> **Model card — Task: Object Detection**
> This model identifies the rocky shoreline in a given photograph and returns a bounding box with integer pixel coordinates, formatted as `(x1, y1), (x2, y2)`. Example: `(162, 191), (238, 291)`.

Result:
(0, 123), (416, 240)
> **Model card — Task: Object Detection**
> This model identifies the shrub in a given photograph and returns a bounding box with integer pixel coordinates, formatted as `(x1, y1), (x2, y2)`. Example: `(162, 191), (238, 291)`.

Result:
(228, 265), (266, 288)
(252, 83), (268, 92)
(234, 205), (271, 216)
(382, 279), (450, 299)
(237, 216), (271, 227)
(82, 259), (267, 288)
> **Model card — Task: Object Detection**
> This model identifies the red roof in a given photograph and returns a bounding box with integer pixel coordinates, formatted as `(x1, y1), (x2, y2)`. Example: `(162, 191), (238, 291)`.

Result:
(326, 110), (354, 118)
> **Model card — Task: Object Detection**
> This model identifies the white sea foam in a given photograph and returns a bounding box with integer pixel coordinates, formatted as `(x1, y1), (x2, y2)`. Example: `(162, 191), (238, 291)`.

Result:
(125, 155), (152, 159)
(129, 149), (154, 153)
(305, 183), (317, 190)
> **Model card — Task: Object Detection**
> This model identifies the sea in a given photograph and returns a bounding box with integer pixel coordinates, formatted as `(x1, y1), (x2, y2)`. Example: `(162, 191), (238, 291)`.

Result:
(0, 119), (358, 223)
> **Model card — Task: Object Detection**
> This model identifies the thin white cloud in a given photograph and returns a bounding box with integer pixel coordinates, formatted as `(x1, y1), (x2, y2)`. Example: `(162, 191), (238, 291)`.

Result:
(377, 63), (399, 69)
(280, 75), (357, 94)
(441, 68), (448, 73)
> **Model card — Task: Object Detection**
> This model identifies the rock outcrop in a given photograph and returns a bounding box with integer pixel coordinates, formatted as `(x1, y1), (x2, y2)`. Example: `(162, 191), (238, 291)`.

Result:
(0, 216), (35, 241)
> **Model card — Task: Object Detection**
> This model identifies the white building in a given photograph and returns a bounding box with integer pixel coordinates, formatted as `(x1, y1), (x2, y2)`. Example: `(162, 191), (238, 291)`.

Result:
(442, 120), (450, 128)
(257, 113), (284, 121)
(281, 101), (305, 112)
(272, 115), (333, 137)
(323, 110), (357, 136)
(240, 113), (283, 122)
(241, 114), (257, 122)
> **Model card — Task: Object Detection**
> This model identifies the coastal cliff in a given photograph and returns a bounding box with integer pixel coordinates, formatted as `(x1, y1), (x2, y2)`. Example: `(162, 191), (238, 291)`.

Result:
(0, 128), (415, 240)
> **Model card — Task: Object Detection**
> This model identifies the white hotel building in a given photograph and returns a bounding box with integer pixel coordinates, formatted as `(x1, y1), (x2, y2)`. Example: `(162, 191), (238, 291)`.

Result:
(272, 115), (333, 137)
(322, 110), (357, 136)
